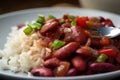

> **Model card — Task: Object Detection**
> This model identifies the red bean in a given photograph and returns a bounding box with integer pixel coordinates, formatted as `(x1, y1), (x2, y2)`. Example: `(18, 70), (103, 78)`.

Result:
(107, 57), (115, 64)
(66, 68), (77, 76)
(63, 14), (69, 20)
(91, 37), (102, 48)
(62, 23), (71, 28)
(44, 58), (60, 68)
(76, 47), (93, 58)
(85, 69), (92, 75)
(71, 26), (88, 45)
(53, 42), (79, 59)
(40, 19), (59, 34)
(116, 53), (120, 64)
(31, 67), (53, 77)
(44, 52), (53, 61)
(72, 56), (86, 71)
(104, 19), (115, 27)
(90, 62), (117, 74)
(99, 16), (105, 22)
(45, 28), (61, 40)
(76, 46), (98, 58)
(17, 23), (25, 29)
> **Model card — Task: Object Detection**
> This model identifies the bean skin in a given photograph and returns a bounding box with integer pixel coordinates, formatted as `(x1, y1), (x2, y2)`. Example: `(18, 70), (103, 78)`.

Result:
(99, 16), (105, 22)
(71, 26), (88, 45)
(76, 46), (93, 58)
(91, 38), (102, 48)
(44, 52), (53, 61)
(66, 68), (77, 76)
(90, 62), (117, 74)
(40, 19), (59, 34)
(17, 23), (25, 29)
(53, 42), (79, 59)
(116, 53), (120, 64)
(76, 46), (99, 58)
(31, 67), (53, 77)
(44, 58), (60, 68)
(72, 56), (86, 71)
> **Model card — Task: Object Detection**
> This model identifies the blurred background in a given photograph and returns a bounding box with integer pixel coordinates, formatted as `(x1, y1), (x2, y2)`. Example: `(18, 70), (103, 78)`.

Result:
(1, 0), (120, 14)
(0, 0), (79, 14)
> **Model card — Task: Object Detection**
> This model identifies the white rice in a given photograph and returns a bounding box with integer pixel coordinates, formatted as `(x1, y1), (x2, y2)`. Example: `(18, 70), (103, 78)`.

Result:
(0, 26), (51, 73)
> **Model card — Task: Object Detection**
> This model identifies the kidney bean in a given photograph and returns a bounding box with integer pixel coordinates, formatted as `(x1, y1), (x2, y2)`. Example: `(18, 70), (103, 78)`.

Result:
(76, 46), (99, 58)
(116, 53), (120, 64)
(89, 62), (117, 74)
(71, 26), (88, 45)
(40, 19), (59, 34)
(63, 32), (73, 43)
(17, 23), (25, 29)
(91, 37), (102, 48)
(53, 42), (79, 59)
(104, 19), (115, 27)
(99, 16), (105, 22)
(62, 23), (71, 28)
(44, 52), (53, 61)
(107, 57), (115, 64)
(31, 67), (53, 77)
(85, 69), (92, 75)
(63, 14), (69, 20)
(45, 28), (61, 41)
(72, 56), (86, 71)
(76, 46), (93, 58)
(114, 35), (120, 50)
(44, 58), (60, 68)
(66, 68), (77, 76)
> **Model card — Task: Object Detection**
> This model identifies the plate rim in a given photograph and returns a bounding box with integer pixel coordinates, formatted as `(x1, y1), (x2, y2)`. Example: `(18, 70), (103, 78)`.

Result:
(0, 7), (120, 79)
(0, 7), (120, 19)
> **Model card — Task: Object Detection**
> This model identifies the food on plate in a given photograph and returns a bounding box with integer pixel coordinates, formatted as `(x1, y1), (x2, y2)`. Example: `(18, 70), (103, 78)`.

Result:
(0, 14), (120, 77)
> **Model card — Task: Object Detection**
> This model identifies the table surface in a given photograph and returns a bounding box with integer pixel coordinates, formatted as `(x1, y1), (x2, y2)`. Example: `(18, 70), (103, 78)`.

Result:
(0, 0), (120, 80)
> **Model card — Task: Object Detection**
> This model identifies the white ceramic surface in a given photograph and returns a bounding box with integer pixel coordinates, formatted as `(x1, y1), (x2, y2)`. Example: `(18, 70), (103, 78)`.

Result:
(0, 8), (120, 80)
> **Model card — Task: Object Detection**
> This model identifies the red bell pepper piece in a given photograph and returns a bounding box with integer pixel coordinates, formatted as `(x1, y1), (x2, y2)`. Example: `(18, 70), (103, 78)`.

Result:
(76, 17), (89, 28)
(98, 48), (117, 58)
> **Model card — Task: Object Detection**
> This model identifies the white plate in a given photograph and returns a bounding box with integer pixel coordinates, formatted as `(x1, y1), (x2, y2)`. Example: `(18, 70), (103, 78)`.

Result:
(0, 8), (120, 80)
